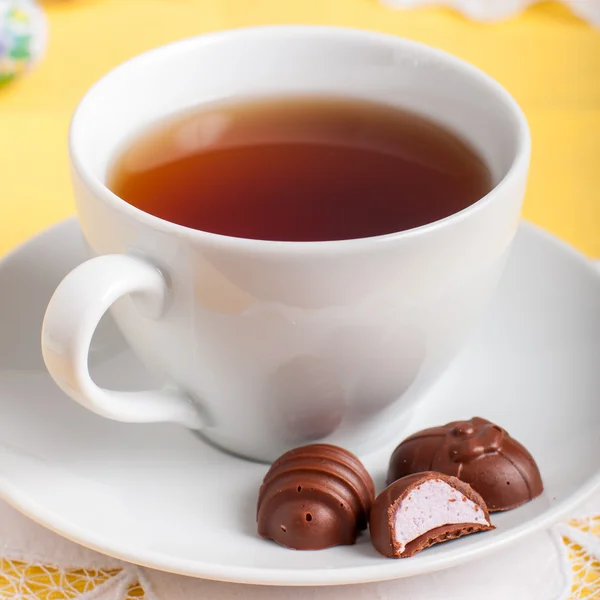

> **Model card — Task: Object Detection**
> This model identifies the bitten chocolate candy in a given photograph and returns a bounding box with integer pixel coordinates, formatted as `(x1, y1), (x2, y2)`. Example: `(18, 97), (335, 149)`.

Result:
(257, 444), (375, 550)
(370, 472), (494, 558)
(387, 417), (543, 512)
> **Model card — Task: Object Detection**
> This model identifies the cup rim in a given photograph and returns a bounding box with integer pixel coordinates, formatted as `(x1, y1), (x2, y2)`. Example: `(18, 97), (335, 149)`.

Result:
(70, 25), (531, 253)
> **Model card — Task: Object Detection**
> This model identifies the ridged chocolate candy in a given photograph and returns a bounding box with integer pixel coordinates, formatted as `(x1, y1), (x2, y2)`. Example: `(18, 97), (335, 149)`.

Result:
(257, 444), (375, 550)
(387, 417), (543, 511)
(370, 472), (494, 558)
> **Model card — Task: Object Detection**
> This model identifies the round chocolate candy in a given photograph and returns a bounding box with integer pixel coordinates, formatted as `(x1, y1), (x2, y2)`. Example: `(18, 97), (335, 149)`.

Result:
(257, 444), (375, 550)
(387, 417), (543, 512)
(370, 471), (494, 558)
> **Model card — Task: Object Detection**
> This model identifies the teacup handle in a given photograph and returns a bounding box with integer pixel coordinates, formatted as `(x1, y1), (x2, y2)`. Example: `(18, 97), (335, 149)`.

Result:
(41, 254), (204, 429)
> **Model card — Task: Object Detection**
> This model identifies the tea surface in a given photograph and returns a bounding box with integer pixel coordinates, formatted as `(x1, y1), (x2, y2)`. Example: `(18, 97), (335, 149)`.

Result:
(109, 96), (491, 241)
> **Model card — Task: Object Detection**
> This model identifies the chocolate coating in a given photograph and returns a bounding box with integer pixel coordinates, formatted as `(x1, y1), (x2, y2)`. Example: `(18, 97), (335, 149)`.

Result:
(387, 417), (544, 511)
(370, 472), (494, 558)
(257, 444), (375, 550)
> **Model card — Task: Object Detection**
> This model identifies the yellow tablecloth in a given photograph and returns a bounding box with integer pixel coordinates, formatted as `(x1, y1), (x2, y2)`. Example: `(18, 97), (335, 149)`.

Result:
(0, 0), (599, 258)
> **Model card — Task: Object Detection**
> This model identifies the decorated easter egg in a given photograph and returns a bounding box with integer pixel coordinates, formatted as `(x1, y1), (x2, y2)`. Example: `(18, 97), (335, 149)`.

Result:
(0, 0), (46, 86)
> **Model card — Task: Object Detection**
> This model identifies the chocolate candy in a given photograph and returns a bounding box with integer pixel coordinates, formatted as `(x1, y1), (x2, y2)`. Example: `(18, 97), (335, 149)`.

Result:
(257, 444), (375, 550)
(387, 417), (543, 511)
(370, 472), (494, 558)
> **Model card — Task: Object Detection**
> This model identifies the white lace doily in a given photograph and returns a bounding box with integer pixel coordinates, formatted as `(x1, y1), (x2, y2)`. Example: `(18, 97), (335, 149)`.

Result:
(380, 0), (600, 25)
(0, 491), (598, 600)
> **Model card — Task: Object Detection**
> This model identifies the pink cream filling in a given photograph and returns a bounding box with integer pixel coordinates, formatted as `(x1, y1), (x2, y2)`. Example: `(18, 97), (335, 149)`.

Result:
(393, 479), (489, 553)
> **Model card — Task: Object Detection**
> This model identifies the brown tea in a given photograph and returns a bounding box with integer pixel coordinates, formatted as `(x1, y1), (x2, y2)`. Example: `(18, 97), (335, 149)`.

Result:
(109, 96), (491, 242)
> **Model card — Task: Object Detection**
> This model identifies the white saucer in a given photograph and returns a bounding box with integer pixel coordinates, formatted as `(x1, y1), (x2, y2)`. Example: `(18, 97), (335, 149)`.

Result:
(0, 219), (599, 586)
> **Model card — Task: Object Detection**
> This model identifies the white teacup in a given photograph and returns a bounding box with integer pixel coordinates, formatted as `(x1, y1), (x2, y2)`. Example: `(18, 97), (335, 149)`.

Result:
(41, 26), (530, 463)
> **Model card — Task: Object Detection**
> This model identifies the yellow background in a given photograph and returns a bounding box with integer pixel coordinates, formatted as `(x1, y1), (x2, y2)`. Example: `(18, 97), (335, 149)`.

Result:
(0, 0), (599, 257)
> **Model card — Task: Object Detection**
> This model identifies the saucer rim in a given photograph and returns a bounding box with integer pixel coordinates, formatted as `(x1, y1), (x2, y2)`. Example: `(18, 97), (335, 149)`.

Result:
(0, 218), (598, 586)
